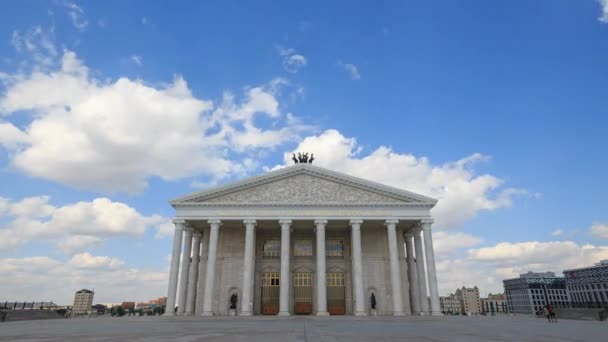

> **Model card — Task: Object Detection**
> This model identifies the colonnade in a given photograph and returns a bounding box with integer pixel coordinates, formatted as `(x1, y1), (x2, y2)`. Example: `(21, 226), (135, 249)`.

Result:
(164, 218), (441, 316)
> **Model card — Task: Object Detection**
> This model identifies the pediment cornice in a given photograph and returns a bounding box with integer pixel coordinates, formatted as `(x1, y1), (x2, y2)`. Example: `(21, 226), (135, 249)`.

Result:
(170, 164), (437, 208)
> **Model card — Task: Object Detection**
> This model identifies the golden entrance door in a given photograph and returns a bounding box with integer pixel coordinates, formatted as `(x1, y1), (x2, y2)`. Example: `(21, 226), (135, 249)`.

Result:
(293, 272), (313, 314)
(261, 272), (280, 315)
(327, 272), (345, 315)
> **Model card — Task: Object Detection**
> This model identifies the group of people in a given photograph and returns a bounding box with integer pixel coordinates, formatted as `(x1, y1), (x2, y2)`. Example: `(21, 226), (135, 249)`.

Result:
(542, 304), (557, 322)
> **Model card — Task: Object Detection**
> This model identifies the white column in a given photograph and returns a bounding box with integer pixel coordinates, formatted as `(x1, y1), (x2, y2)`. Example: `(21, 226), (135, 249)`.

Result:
(385, 219), (405, 316)
(185, 231), (202, 316)
(349, 219), (366, 316)
(240, 219), (256, 316)
(164, 219), (184, 316)
(201, 219), (221, 316)
(404, 231), (421, 315)
(278, 219), (292, 316)
(421, 219), (441, 315)
(315, 219), (329, 316)
(176, 226), (193, 315)
(413, 226), (429, 314)
(195, 230), (208, 315)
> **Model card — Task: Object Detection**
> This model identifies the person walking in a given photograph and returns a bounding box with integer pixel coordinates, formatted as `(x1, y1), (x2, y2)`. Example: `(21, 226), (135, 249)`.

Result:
(547, 304), (557, 322)
(543, 305), (551, 322)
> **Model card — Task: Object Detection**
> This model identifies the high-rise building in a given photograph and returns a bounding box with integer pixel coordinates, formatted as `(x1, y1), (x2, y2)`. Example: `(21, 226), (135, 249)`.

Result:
(72, 289), (94, 315)
(563, 260), (608, 305)
(455, 286), (481, 315)
(503, 271), (569, 314)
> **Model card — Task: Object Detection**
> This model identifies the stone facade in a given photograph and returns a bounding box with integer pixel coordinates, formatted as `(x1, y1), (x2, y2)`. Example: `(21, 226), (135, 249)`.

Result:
(164, 164), (441, 316)
(455, 287), (481, 315)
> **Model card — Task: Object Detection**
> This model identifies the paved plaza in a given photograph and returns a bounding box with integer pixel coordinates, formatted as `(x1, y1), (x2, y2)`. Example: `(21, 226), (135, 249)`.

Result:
(1, 315), (606, 342)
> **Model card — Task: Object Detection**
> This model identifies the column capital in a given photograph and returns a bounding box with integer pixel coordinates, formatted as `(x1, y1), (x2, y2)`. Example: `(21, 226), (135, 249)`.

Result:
(172, 218), (186, 226)
(192, 230), (203, 238)
(243, 219), (257, 226)
(403, 230), (414, 238)
(384, 219), (399, 226)
(420, 218), (434, 228)
(278, 219), (292, 226)
(314, 219), (328, 226)
(349, 219), (363, 226)
(207, 219), (222, 226)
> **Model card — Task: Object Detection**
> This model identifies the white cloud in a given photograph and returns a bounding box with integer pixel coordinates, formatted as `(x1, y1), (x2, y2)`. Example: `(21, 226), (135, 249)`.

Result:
(130, 55), (143, 66)
(590, 223), (608, 238)
(278, 129), (527, 228)
(0, 195), (171, 254)
(338, 60), (360, 80)
(0, 255), (167, 304)
(433, 231), (482, 257)
(551, 229), (563, 237)
(69, 252), (124, 269)
(277, 46), (307, 73)
(63, 2), (88, 31)
(10, 26), (57, 66)
(0, 121), (29, 146)
(0, 51), (310, 192)
(599, 0), (608, 23)
(436, 240), (608, 295)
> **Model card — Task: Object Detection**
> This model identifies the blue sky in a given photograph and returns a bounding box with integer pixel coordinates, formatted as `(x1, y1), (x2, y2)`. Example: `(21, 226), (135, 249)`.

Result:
(1, 0), (607, 304)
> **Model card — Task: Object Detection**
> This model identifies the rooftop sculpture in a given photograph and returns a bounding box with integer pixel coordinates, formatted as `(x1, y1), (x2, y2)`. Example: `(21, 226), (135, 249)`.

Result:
(292, 152), (314, 164)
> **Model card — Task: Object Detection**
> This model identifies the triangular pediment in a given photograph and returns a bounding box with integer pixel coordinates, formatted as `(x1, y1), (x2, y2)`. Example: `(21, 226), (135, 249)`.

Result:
(170, 164), (436, 206)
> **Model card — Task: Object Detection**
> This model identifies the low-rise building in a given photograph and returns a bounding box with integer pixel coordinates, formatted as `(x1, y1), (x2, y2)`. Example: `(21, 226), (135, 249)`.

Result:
(92, 304), (106, 314)
(72, 289), (94, 315)
(455, 286), (481, 315)
(564, 260), (608, 305)
(481, 293), (506, 314)
(503, 271), (569, 314)
(121, 302), (135, 312)
(439, 294), (461, 314)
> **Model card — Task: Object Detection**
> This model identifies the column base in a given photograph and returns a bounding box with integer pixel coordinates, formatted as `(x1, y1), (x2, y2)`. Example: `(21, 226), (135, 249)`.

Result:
(277, 311), (291, 316)
(354, 311), (368, 316)
(392, 311), (405, 316)
(200, 311), (214, 316)
(163, 312), (175, 317)
(315, 311), (329, 316)
(239, 311), (252, 316)
(430, 311), (443, 316)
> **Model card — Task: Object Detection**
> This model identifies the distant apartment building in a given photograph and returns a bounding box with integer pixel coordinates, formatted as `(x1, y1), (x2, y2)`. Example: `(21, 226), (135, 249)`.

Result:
(439, 294), (461, 314)
(481, 293), (506, 313)
(455, 286), (481, 315)
(564, 260), (608, 305)
(503, 271), (569, 314)
(72, 289), (94, 314)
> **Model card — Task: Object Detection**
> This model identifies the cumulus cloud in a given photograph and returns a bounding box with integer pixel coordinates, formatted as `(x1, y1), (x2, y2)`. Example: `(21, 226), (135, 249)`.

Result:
(0, 195), (171, 254)
(0, 255), (167, 304)
(436, 240), (608, 295)
(0, 50), (310, 192)
(433, 231), (482, 257)
(338, 60), (361, 80)
(277, 46), (307, 73)
(599, 0), (608, 23)
(10, 26), (57, 66)
(590, 223), (608, 238)
(278, 129), (527, 228)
